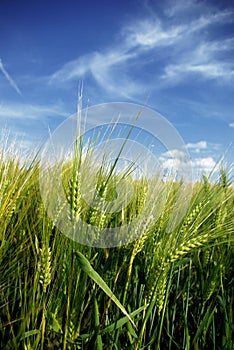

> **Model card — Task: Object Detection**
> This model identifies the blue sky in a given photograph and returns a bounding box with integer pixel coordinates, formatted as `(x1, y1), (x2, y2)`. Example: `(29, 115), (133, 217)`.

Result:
(0, 0), (233, 178)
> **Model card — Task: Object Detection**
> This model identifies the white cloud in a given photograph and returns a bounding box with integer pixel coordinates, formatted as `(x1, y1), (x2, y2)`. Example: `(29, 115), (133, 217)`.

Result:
(188, 10), (234, 33)
(159, 140), (218, 179)
(192, 157), (216, 173)
(196, 38), (234, 58)
(49, 49), (143, 98)
(186, 141), (207, 150)
(162, 149), (187, 159)
(50, 50), (134, 82)
(159, 148), (193, 182)
(229, 123), (234, 128)
(163, 62), (234, 82)
(160, 10), (234, 84)
(0, 58), (22, 96)
(124, 19), (185, 48)
(165, 0), (199, 17)
(49, 1), (234, 98)
(188, 141), (207, 149)
(161, 157), (186, 169)
(0, 102), (68, 120)
(165, 0), (234, 23)
(124, 8), (234, 50)
(160, 154), (217, 179)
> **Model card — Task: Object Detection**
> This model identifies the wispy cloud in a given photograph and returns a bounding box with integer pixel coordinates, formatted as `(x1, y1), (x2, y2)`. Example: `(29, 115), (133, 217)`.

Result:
(162, 36), (234, 82)
(49, 49), (142, 98)
(0, 102), (68, 120)
(49, 1), (234, 98)
(123, 19), (185, 49)
(124, 9), (233, 49)
(229, 123), (234, 128)
(162, 62), (234, 82)
(165, 0), (203, 17)
(0, 58), (22, 96)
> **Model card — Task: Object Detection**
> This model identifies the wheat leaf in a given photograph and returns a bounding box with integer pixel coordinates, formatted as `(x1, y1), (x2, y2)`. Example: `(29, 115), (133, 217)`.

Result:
(75, 251), (136, 328)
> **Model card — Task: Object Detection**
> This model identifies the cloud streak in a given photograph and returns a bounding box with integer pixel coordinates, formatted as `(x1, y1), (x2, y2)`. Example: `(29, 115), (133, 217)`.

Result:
(49, 49), (142, 99)
(0, 102), (68, 120)
(0, 58), (22, 96)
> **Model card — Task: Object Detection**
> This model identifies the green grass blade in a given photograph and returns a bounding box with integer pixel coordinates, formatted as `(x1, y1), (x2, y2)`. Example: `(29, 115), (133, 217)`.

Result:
(93, 295), (103, 350)
(75, 251), (136, 328)
(100, 305), (147, 335)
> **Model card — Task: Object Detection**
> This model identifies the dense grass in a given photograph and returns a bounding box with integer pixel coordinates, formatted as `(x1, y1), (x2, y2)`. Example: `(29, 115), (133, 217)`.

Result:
(0, 142), (233, 349)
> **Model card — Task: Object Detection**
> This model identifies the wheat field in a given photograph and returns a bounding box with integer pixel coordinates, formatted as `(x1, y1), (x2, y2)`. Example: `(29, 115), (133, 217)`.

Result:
(0, 138), (233, 350)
